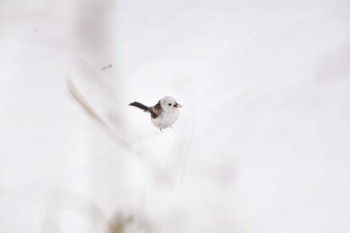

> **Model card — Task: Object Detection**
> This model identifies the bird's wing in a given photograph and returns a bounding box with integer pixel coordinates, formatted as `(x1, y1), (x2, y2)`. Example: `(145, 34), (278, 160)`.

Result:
(150, 101), (162, 119)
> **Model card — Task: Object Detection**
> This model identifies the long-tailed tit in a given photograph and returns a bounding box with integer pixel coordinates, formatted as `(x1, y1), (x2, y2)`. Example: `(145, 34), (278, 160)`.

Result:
(129, 96), (182, 131)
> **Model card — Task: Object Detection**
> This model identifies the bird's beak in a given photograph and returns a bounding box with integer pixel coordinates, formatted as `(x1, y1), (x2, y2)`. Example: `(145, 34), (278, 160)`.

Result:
(175, 102), (182, 108)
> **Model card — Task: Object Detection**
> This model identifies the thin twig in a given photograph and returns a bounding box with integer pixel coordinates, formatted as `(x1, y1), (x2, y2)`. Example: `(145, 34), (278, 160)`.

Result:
(66, 79), (142, 156)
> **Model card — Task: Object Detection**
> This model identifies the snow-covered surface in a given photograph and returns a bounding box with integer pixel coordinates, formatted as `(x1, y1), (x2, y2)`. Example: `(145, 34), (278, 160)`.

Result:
(1, 0), (350, 232)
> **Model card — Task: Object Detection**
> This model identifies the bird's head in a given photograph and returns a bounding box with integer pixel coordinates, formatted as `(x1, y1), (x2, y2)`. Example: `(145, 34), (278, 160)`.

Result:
(160, 96), (182, 111)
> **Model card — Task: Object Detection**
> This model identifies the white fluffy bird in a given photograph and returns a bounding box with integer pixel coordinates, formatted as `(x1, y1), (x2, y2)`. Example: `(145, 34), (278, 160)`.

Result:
(129, 96), (182, 131)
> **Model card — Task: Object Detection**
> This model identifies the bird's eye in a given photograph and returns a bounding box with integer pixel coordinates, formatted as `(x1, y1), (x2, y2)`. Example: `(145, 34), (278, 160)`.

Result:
(168, 103), (172, 106)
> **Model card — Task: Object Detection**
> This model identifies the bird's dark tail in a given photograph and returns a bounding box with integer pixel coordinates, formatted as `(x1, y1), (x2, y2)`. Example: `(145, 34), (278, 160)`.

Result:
(129, 102), (149, 112)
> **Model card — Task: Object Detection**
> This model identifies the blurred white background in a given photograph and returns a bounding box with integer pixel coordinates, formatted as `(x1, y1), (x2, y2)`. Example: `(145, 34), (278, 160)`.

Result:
(1, 0), (350, 232)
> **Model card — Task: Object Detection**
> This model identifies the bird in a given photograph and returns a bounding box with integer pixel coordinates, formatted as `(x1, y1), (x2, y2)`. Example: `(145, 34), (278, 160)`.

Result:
(129, 96), (182, 131)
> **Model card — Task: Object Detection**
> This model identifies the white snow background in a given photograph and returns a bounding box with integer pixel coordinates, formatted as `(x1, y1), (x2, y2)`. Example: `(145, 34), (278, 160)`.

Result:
(1, 0), (350, 232)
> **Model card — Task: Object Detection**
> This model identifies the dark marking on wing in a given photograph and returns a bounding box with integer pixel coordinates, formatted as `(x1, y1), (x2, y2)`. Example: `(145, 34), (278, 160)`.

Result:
(150, 101), (162, 119)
